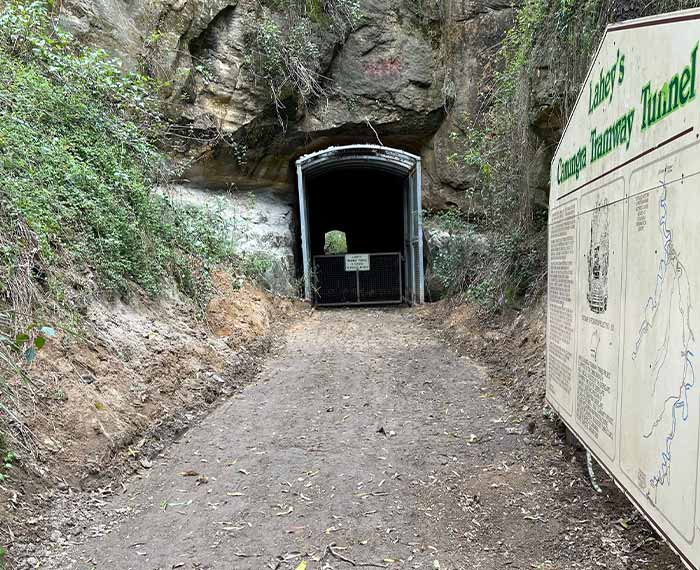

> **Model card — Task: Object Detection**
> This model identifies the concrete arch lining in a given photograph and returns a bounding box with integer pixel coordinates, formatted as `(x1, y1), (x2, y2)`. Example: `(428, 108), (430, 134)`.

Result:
(295, 145), (424, 305)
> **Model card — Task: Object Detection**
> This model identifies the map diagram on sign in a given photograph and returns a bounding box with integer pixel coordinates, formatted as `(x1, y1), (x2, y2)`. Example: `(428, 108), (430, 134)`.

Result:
(630, 169), (696, 493)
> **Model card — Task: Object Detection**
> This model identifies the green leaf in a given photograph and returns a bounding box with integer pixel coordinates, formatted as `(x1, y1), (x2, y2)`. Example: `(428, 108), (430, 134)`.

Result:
(14, 333), (29, 345)
(34, 336), (46, 349)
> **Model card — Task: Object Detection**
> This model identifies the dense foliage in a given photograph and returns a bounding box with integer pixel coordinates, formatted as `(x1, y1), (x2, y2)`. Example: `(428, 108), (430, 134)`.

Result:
(0, 1), (237, 303)
(429, 211), (541, 307)
(324, 230), (348, 254)
(0, 1), (246, 456)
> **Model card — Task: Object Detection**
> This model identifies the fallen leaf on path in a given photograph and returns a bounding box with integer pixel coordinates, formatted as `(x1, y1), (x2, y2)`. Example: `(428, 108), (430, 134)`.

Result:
(276, 506), (294, 516)
(168, 500), (193, 508)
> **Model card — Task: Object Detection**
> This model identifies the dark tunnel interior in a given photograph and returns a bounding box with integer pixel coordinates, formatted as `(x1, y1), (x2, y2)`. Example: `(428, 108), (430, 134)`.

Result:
(306, 169), (405, 257)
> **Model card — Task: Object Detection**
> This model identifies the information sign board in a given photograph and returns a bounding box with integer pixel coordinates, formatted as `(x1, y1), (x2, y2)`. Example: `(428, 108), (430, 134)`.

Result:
(547, 9), (700, 568)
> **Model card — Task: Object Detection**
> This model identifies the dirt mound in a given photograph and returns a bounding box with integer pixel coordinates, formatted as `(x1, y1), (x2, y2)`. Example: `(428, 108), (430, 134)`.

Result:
(206, 273), (273, 343)
(0, 277), (302, 558)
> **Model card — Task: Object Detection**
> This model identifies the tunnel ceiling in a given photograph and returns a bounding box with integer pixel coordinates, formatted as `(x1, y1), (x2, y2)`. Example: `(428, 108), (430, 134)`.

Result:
(305, 168), (405, 256)
(297, 145), (420, 179)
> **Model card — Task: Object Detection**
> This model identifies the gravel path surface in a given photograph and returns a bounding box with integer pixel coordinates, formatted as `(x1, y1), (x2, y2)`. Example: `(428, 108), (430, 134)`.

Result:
(34, 308), (683, 570)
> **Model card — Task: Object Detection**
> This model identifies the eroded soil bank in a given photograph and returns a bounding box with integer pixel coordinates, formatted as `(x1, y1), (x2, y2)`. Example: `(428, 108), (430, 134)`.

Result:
(2, 275), (301, 566)
(12, 307), (683, 570)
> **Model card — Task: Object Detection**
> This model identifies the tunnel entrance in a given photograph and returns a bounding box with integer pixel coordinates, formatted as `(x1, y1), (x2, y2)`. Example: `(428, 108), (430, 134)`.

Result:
(296, 145), (424, 306)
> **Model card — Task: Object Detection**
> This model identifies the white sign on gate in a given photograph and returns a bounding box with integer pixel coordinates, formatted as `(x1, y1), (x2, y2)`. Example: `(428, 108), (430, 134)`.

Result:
(547, 8), (700, 568)
(345, 254), (370, 272)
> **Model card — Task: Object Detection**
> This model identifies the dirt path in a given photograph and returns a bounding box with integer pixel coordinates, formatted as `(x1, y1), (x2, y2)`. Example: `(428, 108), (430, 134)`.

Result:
(32, 308), (681, 570)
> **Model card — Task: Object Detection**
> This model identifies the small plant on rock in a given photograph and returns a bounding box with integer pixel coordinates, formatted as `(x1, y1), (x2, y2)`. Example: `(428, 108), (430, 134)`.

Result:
(241, 253), (274, 284)
(246, 0), (361, 118)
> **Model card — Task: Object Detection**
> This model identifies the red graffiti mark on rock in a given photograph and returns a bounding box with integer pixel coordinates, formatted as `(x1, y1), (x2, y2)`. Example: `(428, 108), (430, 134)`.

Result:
(363, 58), (401, 78)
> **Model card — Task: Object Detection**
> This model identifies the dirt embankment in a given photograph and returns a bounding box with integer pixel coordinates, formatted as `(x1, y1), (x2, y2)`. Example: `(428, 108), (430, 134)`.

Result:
(0, 273), (302, 554)
(422, 297), (547, 414)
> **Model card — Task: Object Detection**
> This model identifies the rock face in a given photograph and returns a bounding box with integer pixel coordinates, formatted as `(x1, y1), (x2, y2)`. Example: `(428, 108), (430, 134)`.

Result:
(171, 184), (298, 294)
(423, 0), (514, 210)
(60, 0), (512, 197)
(60, 0), (514, 291)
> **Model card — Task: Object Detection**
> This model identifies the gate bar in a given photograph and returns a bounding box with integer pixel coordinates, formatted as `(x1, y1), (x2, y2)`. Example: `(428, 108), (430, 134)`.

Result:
(297, 163), (312, 301)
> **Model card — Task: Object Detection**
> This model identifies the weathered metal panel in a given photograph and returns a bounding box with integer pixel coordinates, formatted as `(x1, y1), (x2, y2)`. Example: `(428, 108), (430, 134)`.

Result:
(296, 163), (312, 302)
(314, 253), (402, 306)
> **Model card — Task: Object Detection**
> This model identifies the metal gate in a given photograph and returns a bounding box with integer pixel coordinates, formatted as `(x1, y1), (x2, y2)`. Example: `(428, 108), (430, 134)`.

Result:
(296, 145), (424, 305)
(404, 165), (424, 305)
(313, 253), (402, 306)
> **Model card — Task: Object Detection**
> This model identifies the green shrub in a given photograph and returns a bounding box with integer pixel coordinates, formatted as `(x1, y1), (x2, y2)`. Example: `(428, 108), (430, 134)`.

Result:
(446, 0), (700, 311)
(429, 210), (545, 311)
(241, 252), (274, 283)
(246, 0), (361, 112)
(324, 230), (347, 254)
(0, 1), (236, 302)
(0, 450), (17, 482)
(431, 217), (484, 294)
(247, 11), (321, 104)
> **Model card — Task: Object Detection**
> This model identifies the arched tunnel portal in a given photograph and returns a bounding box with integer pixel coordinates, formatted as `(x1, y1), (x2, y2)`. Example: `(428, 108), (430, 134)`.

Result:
(296, 145), (424, 306)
